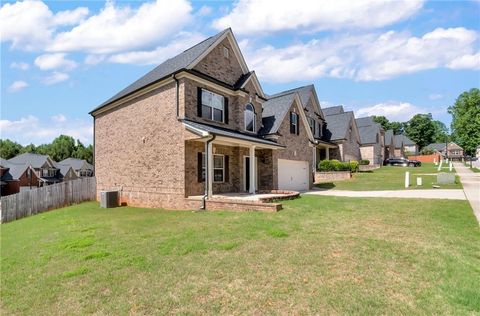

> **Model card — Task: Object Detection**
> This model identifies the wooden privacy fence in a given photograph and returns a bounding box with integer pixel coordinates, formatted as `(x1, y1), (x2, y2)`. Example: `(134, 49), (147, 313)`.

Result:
(1, 177), (96, 223)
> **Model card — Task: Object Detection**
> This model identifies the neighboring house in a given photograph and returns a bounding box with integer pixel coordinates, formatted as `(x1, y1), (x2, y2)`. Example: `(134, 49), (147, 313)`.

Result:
(91, 28), (295, 209)
(393, 135), (405, 157)
(425, 142), (464, 161)
(401, 135), (418, 155)
(8, 153), (74, 187)
(322, 106), (361, 162)
(59, 158), (94, 177)
(356, 117), (385, 165)
(0, 158), (36, 194)
(0, 158), (20, 196)
(384, 130), (395, 159)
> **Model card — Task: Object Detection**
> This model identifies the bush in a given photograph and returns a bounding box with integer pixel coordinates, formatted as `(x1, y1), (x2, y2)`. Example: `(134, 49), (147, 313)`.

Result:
(349, 160), (359, 173)
(317, 159), (351, 172)
(359, 159), (370, 165)
(420, 148), (435, 155)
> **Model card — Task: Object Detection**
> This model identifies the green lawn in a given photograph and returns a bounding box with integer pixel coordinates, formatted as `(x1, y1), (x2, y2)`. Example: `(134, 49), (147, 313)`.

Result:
(317, 163), (462, 191)
(2, 198), (479, 315)
(465, 164), (480, 173)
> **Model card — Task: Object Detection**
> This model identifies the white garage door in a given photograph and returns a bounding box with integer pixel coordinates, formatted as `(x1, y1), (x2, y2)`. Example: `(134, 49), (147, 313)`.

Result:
(278, 159), (309, 191)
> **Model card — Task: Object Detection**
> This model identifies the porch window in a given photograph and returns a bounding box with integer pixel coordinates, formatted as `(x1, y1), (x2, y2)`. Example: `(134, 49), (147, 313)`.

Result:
(201, 153), (225, 183)
(308, 117), (315, 135)
(244, 103), (256, 132)
(290, 112), (299, 135)
(201, 89), (225, 123)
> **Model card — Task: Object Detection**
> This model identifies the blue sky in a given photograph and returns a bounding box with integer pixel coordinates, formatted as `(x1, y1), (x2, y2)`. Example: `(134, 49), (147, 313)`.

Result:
(1, 0), (479, 145)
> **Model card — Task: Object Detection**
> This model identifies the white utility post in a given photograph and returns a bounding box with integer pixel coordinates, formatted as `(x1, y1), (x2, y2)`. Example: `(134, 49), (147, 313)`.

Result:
(417, 177), (422, 186)
(449, 161), (453, 171)
(438, 160), (443, 171)
(207, 141), (214, 198)
(405, 171), (410, 188)
(434, 158), (437, 165)
(249, 145), (256, 194)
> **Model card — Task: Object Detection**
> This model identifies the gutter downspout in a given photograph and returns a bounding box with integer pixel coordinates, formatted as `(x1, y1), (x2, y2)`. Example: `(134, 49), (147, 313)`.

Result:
(201, 134), (216, 210)
(173, 74), (180, 119)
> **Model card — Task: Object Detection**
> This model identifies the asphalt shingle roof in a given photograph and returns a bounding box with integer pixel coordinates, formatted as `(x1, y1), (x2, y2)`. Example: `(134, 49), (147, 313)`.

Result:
(182, 119), (284, 148)
(259, 93), (297, 136)
(91, 28), (231, 113)
(322, 106), (344, 116)
(0, 159), (29, 180)
(385, 130), (394, 144)
(426, 143), (446, 151)
(8, 153), (52, 169)
(358, 125), (378, 144)
(355, 117), (375, 127)
(394, 135), (404, 148)
(268, 85), (315, 110)
(323, 111), (355, 141)
(59, 158), (94, 171)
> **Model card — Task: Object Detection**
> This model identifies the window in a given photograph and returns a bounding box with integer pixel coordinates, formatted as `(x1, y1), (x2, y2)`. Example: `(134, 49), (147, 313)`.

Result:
(42, 169), (55, 177)
(290, 112), (299, 134)
(201, 153), (225, 182)
(349, 128), (353, 143)
(307, 117), (315, 135)
(223, 46), (229, 58)
(244, 104), (256, 132)
(201, 89), (224, 122)
(316, 122), (322, 138)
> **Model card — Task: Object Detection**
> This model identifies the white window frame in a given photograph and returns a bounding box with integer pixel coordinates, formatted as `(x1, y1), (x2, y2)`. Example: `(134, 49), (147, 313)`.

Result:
(291, 113), (299, 134)
(202, 153), (225, 183)
(244, 103), (256, 132)
(308, 117), (315, 135)
(201, 89), (225, 123)
(223, 46), (229, 59)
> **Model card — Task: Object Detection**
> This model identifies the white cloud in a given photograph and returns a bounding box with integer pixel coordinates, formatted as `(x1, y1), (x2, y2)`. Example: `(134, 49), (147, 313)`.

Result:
(34, 53), (77, 71)
(197, 5), (212, 16)
(447, 52), (480, 69)
(243, 27), (479, 82)
(107, 32), (205, 65)
(0, 0), (88, 50)
(84, 54), (106, 65)
(8, 81), (29, 92)
(356, 102), (426, 121)
(48, 0), (193, 54)
(428, 94), (444, 100)
(213, 0), (424, 34)
(42, 72), (69, 85)
(10, 62), (29, 70)
(0, 115), (92, 145)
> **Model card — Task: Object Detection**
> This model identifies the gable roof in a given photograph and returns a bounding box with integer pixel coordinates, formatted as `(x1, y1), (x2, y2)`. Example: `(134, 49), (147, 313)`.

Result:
(358, 125), (379, 144)
(269, 84), (323, 117)
(385, 130), (394, 145)
(59, 158), (94, 171)
(394, 135), (404, 148)
(322, 106), (344, 116)
(426, 143), (446, 151)
(0, 159), (29, 180)
(91, 28), (250, 114)
(8, 153), (55, 169)
(259, 93), (297, 136)
(355, 116), (375, 127)
(402, 135), (416, 146)
(323, 111), (356, 141)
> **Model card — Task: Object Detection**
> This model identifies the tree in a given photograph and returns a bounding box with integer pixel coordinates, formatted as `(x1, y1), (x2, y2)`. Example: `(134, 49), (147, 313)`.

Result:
(0, 139), (22, 159)
(372, 116), (405, 134)
(389, 121), (406, 135)
(448, 88), (480, 156)
(405, 114), (436, 149)
(432, 120), (449, 143)
(372, 115), (390, 130)
(49, 135), (76, 161)
(73, 140), (93, 163)
(20, 143), (36, 154)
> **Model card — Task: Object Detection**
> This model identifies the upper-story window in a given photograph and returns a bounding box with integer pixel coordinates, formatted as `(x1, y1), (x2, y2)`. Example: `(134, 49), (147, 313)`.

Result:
(201, 89), (225, 123)
(244, 104), (256, 132)
(307, 117), (315, 135)
(223, 46), (229, 59)
(317, 121), (323, 138)
(42, 169), (55, 177)
(290, 112), (299, 135)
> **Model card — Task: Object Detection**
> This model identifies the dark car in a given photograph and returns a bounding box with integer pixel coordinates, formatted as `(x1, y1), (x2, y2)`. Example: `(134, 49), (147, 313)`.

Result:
(383, 157), (421, 167)
(464, 156), (478, 162)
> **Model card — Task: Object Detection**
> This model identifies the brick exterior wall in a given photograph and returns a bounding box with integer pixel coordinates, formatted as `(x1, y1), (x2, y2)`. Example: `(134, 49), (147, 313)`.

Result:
(360, 143), (384, 165)
(193, 37), (244, 86)
(1, 181), (20, 196)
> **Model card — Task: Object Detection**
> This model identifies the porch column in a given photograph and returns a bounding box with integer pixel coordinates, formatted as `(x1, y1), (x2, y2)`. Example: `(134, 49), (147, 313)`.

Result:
(313, 147), (317, 172)
(207, 141), (214, 198)
(326, 147), (330, 160)
(249, 145), (256, 194)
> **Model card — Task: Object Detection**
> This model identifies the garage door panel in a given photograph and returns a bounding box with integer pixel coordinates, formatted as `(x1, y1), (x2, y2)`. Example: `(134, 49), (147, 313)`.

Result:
(278, 159), (309, 191)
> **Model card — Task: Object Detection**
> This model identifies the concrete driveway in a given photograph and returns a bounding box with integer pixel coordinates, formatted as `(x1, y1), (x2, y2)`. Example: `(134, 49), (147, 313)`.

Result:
(453, 162), (480, 224)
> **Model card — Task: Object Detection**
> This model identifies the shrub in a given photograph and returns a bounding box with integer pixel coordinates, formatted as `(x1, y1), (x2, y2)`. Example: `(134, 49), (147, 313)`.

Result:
(318, 159), (335, 171)
(359, 159), (370, 165)
(420, 148), (435, 155)
(349, 160), (359, 173)
(317, 160), (351, 172)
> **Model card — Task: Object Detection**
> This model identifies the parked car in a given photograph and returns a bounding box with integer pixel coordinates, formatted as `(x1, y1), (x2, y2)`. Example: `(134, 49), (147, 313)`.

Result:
(464, 156), (478, 162)
(383, 157), (422, 167)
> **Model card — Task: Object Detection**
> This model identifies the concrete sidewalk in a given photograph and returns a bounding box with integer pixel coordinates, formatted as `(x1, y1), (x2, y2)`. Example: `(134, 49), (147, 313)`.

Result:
(453, 162), (480, 224)
(304, 189), (466, 200)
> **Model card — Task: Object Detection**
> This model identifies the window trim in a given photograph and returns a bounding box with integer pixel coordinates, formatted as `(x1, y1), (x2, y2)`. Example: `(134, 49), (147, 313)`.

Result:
(201, 89), (225, 123)
(202, 153), (225, 183)
(307, 117), (315, 136)
(244, 103), (256, 132)
(291, 112), (299, 134)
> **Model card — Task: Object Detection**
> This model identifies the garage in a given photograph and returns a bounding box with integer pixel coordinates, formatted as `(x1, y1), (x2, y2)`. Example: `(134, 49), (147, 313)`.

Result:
(278, 159), (309, 191)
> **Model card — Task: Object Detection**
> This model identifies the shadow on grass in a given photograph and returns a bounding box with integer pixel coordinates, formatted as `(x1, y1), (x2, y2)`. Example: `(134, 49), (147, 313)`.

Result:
(314, 183), (336, 190)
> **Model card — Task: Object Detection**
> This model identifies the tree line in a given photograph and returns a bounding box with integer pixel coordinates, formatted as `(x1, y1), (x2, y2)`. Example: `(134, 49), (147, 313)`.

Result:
(372, 88), (479, 155)
(0, 135), (93, 163)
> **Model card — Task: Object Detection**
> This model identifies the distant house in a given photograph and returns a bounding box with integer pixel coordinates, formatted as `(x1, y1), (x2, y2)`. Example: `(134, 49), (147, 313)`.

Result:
(1, 158), (20, 196)
(401, 135), (418, 154)
(425, 142), (464, 161)
(58, 158), (94, 177)
(393, 135), (405, 157)
(322, 106), (361, 162)
(384, 130), (395, 159)
(0, 158), (36, 195)
(356, 117), (385, 165)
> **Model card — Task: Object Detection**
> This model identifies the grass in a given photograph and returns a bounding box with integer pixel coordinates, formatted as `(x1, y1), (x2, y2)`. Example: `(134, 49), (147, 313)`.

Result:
(316, 163), (462, 191)
(2, 199), (479, 315)
(465, 164), (480, 173)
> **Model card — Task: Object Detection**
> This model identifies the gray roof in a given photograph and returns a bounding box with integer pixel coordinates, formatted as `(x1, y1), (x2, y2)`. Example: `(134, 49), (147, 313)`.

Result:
(323, 111), (355, 141)
(91, 28), (230, 113)
(355, 117), (375, 127)
(385, 129), (394, 144)
(394, 135), (404, 148)
(56, 164), (74, 177)
(182, 119), (284, 148)
(358, 125), (379, 144)
(8, 153), (53, 169)
(259, 93), (297, 135)
(268, 85), (315, 110)
(425, 143), (446, 151)
(402, 135), (416, 146)
(322, 106), (344, 116)
(59, 158), (94, 171)
(0, 160), (29, 180)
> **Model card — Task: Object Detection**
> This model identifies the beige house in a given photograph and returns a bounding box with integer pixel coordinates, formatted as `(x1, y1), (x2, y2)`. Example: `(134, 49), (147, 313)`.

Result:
(356, 117), (385, 165)
(91, 29), (338, 210)
(322, 106), (361, 162)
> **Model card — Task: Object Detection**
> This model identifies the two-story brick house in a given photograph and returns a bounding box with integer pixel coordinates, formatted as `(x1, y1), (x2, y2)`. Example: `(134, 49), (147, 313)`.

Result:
(356, 117), (385, 165)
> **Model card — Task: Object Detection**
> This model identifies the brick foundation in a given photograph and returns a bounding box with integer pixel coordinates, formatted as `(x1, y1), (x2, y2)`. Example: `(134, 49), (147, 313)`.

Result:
(315, 171), (351, 183)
